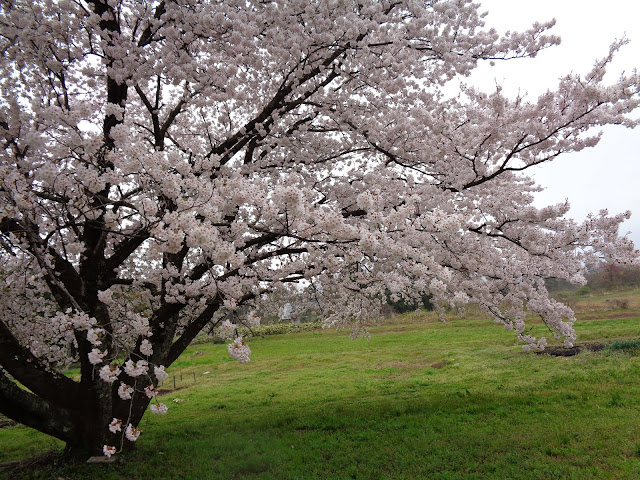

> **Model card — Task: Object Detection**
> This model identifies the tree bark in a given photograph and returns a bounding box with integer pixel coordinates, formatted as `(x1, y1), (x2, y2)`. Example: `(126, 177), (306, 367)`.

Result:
(0, 365), (155, 459)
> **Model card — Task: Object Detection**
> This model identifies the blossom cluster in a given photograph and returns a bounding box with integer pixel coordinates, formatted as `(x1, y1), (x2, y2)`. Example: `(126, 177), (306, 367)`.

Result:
(216, 319), (236, 340)
(227, 337), (252, 364)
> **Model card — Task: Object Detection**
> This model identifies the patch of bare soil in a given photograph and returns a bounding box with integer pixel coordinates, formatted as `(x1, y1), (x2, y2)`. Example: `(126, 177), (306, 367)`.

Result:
(538, 344), (605, 357)
(156, 385), (187, 395)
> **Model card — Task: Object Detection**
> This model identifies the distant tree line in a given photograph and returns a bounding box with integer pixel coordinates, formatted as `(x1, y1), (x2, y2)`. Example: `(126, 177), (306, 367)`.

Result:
(546, 263), (640, 292)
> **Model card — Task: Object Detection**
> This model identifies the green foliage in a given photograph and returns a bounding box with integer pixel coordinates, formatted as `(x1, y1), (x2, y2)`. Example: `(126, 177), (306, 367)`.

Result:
(193, 321), (324, 345)
(577, 285), (592, 296)
(606, 339), (640, 351)
(238, 321), (323, 337)
(384, 289), (433, 313)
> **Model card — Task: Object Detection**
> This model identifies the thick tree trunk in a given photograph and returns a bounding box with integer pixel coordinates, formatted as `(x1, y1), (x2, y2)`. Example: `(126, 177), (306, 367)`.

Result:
(63, 420), (109, 460)
(0, 366), (153, 460)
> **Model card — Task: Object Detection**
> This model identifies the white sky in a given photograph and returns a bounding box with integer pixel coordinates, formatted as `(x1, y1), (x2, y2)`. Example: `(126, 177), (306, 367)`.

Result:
(468, 0), (640, 246)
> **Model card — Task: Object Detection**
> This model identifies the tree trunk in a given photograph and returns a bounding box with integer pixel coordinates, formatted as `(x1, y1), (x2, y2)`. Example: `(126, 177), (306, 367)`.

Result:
(0, 365), (153, 460)
(63, 421), (109, 460)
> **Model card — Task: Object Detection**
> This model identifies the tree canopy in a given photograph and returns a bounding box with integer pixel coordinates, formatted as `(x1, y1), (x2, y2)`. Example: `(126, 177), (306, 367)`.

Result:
(0, 0), (638, 458)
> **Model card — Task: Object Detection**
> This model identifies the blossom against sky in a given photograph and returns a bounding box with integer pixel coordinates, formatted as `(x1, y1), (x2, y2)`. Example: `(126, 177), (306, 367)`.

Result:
(471, 0), (640, 247)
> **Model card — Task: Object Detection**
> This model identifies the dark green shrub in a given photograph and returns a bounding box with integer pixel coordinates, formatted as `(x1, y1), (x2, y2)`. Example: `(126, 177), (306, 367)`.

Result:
(385, 289), (433, 313)
(606, 339), (640, 351)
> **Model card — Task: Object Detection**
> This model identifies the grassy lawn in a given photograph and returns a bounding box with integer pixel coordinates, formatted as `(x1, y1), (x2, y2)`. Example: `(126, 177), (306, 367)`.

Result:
(2, 291), (640, 479)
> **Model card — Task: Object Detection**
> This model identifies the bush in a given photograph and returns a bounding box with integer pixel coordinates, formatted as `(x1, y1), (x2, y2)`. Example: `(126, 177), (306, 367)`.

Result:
(239, 321), (323, 338)
(385, 290), (433, 313)
(605, 298), (630, 310)
(192, 321), (324, 345)
(606, 339), (640, 351)
(577, 286), (592, 296)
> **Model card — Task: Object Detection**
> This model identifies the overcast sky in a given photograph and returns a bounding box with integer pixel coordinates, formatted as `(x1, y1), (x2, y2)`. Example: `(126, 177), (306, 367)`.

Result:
(468, 0), (640, 247)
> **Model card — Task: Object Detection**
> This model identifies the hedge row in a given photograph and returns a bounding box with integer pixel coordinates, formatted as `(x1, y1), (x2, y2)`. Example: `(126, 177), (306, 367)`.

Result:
(192, 321), (324, 345)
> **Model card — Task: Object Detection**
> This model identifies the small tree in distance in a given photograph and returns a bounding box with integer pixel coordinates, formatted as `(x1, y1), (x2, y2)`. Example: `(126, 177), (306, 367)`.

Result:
(585, 262), (640, 290)
(0, 0), (638, 459)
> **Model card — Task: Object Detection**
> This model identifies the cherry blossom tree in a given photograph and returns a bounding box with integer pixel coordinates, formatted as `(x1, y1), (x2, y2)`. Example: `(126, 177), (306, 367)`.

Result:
(1, 0), (638, 459)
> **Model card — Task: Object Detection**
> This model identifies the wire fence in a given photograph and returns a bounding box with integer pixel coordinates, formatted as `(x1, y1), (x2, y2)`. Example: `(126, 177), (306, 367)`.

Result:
(157, 367), (202, 392)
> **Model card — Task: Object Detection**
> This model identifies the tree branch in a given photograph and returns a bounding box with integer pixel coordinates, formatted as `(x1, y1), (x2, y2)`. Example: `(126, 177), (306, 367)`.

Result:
(0, 321), (83, 411)
(0, 368), (76, 444)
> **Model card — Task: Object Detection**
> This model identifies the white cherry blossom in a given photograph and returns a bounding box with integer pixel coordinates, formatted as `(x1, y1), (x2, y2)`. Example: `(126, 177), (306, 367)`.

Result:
(98, 364), (121, 384)
(88, 349), (106, 365)
(154, 365), (169, 383)
(123, 360), (148, 378)
(150, 403), (168, 415)
(228, 337), (252, 364)
(144, 385), (157, 398)
(125, 424), (141, 442)
(139, 339), (153, 356)
(108, 418), (122, 434)
(117, 383), (134, 401)
(103, 445), (117, 458)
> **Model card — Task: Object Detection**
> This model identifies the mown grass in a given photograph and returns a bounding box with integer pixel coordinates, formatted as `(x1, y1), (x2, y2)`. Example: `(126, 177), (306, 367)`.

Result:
(2, 295), (640, 479)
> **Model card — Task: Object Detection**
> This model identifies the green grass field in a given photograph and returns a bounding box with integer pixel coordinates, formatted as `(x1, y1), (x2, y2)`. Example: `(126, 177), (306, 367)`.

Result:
(2, 289), (640, 479)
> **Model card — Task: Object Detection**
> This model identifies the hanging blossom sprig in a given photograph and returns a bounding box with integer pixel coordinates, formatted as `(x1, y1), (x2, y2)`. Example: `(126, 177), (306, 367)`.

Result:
(227, 337), (252, 364)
